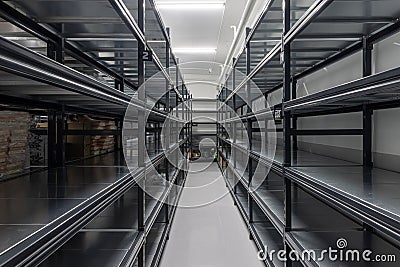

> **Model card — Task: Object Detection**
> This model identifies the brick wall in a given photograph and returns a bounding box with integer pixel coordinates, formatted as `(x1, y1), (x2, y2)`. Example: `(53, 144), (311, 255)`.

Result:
(0, 111), (29, 176)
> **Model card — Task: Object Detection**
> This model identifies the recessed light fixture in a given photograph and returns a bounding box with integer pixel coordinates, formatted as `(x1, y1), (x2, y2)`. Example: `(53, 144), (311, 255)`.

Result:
(156, 1), (225, 10)
(173, 47), (217, 54)
(5, 37), (38, 41)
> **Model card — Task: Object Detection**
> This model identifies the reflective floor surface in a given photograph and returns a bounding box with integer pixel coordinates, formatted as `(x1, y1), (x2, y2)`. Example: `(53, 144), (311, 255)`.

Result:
(159, 162), (264, 267)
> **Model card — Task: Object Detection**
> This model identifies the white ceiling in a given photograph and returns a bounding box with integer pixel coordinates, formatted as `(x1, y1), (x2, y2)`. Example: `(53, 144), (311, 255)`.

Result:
(154, 0), (248, 98)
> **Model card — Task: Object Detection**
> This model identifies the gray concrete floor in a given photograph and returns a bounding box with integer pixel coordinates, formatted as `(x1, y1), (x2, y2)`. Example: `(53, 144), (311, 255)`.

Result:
(159, 162), (264, 267)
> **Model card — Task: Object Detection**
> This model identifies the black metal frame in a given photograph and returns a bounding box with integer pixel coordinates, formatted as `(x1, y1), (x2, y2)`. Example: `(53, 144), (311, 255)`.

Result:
(218, 1), (400, 266)
(0, 0), (191, 266)
(0, 1), (138, 91)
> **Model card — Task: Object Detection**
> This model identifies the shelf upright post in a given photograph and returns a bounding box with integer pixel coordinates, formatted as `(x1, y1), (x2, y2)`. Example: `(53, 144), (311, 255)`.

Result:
(246, 27), (252, 115)
(115, 45), (125, 92)
(226, 74), (229, 158)
(225, 81), (228, 162)
(189, 93), (191, 159)
(187, 88), (190, 163)
(362, 37), (374, 235)
(227, 102), (230, 162)
(232, 58), (238, 194)
(219, 89), (221, 159)
(47, 27), (66, 167)
(181, 86), (186, 173)
(187, 93), (189, 159)
(245, 28), (255, 229)
(47, 109), (57, 168)
(56, 105), (66, 167)
(362, 37), (373, 168)
(115, 78), (124, 92)
(175, 76), (179, 172)
(283, 0), (293, 264)
(291, 78), (299, 202)
(221, 87), (225, 157)
(217, 90), (219, 145)
(45, 28), (59, 169)
(184, 85), (187, 163)
(164, 27), (171, 226)
(155, 122), (159, 153)
(220, 89), (222, 141)
(165, 156), (170, 223)
(187, 88), (189, 137)
(216, 94), (219, 156)
(185, 87), (187, 150)
(46, 41), (56, 62)
(119, 118), (124, 151)
(53, 24), (65, 64)
(220, 88), (223, 156)
(222, 90), (224, 161)
(137, 0), (146, 265)
(177, 59), (182, 129)
(177, 58), (183, 180)
(282, 3), (291, 168)
(190, 94), (192, 148)
(114, 43), (124, 92)
(292, 78), (298, 152)
(165, 29), (171, 148)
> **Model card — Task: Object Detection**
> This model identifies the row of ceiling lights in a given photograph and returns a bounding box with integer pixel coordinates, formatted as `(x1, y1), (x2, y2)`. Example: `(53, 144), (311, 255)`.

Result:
(156, 1), (225, 10)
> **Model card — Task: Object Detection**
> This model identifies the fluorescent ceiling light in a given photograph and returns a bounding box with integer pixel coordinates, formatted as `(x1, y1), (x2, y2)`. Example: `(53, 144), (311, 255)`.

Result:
(148, 40), (167, 43)
(68, 37), (136, 41)
(5, 37), (38, 41)
(173, 47), (217, 54)
(157, 1), (225, 10)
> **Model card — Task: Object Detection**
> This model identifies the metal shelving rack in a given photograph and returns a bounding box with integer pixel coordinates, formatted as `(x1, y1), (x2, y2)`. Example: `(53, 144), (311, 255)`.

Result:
(0, 0), (191, 266)
(218, 1), (400, 266)
(190, 98), (217, 160)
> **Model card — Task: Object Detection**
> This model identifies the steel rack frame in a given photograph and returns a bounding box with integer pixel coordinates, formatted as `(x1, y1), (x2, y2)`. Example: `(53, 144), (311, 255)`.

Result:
(0, 0), (192, 266)
(35, 152), (188, 267)
(218, 1), (400, 266)
(0, 1), (139, 91)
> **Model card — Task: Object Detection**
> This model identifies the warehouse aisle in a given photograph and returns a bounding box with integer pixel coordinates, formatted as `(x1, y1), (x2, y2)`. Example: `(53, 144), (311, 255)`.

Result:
(159, 162), (264, 267)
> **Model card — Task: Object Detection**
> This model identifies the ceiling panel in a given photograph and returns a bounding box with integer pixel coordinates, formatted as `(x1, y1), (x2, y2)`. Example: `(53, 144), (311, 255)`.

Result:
(154, 0), (246, 98)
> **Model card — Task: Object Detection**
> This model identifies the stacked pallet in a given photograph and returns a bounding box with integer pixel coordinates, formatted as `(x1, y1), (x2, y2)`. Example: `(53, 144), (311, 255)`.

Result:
(90, 120), (116, 156)
(0, 111), (29, 176)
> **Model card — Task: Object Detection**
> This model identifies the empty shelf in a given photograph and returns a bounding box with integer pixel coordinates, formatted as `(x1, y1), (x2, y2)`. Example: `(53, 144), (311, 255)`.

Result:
(287, 166), (400, 238)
